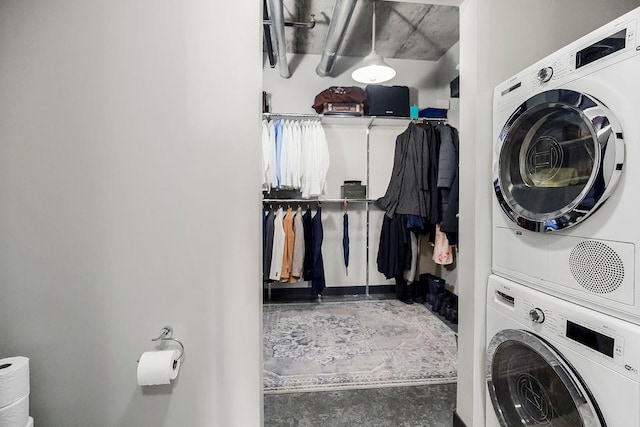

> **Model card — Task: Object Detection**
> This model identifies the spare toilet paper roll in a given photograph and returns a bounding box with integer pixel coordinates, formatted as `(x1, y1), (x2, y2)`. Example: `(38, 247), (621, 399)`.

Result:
(0, 357), (29, 409)
(136, 350), (181, 386)
(0, 394), (28, 427)
(26, 416), (34, 427)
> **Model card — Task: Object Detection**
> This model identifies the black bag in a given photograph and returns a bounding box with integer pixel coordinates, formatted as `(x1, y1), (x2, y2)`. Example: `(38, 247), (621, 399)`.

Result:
(365, 85), (410, 117)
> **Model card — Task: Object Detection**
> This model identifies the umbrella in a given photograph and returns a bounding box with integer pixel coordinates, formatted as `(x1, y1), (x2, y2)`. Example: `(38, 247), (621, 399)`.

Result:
(343, 199), (350, 275)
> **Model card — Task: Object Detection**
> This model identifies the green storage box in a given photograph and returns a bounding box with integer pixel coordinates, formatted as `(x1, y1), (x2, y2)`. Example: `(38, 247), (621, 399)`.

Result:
(341, 180), (366, 199)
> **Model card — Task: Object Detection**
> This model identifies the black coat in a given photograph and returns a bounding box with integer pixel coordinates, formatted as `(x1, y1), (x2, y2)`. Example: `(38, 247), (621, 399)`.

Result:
(377, 123), (432, 219)
(376, 214), (410, 279)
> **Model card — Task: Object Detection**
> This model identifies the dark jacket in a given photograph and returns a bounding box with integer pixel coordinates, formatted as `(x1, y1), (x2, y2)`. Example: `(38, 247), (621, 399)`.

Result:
(440, 127), (460, 245)
(376, 214), (410, 279)
(311, 207), (325, 296)
(437, 125), (459, 216)
(377, 123), (432, 218)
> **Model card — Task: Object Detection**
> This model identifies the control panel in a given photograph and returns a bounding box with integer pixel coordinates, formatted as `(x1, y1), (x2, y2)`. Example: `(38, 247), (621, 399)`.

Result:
(520, 297), (627, 369)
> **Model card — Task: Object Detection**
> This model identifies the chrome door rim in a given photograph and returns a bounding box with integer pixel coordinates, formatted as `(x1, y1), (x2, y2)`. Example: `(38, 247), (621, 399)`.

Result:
(486, 329), (605, 427)
(493, 89), (624, 232)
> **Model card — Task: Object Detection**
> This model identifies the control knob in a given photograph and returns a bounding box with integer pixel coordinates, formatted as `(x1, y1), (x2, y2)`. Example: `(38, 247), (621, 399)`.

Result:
(529, 308), (545, 324)
(537, 67), (553, 82)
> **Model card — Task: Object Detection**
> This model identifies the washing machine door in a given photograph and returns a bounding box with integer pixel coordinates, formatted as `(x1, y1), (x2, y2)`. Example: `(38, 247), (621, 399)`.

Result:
(486, 329), (605, 427)
(494, 89), (624, 232)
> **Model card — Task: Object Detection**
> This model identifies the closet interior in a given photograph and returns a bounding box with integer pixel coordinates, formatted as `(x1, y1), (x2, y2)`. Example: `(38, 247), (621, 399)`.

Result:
(261, 1), (461, 425)
(261, 106), (460, 302)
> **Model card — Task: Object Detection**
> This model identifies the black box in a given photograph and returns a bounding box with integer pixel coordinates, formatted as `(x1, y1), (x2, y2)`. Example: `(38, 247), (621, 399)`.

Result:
(450, 76), (459, 98)
(365, 85), (410, 117)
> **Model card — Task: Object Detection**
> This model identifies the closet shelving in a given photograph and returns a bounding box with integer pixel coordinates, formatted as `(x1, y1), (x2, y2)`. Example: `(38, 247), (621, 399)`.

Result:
(263, 112), (431, 296)
(262, 112), (414, 128)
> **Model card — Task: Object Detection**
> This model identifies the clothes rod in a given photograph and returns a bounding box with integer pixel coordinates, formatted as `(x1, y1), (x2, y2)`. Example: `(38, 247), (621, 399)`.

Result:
(263, 198), (376, 203)
(262, 112), (320, 119)
(413, 117), (448, 121)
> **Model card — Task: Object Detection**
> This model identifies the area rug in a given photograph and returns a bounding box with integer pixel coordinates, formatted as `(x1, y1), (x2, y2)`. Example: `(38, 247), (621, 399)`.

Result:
(263, 300), (457, 393)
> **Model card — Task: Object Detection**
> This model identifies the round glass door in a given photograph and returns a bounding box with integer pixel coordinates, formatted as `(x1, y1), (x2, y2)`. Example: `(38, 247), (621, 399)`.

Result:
(494, 89), (624, 232)
(486, 329), (605, 427)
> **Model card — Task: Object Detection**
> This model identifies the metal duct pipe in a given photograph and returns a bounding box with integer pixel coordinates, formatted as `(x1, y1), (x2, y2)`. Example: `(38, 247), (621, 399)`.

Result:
(267, 0), (291, 78)
(316, 0), (357, 77)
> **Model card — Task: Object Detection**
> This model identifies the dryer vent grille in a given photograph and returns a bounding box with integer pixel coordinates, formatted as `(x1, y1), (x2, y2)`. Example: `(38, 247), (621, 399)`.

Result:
(569, 240), (624, 294)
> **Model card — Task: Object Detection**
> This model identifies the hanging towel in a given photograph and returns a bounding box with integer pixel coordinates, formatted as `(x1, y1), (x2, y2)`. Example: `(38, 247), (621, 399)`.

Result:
(433, 224), (453, 265)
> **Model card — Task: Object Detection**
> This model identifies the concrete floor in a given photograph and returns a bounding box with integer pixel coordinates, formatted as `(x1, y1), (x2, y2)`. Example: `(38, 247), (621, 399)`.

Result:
(264, 383), (457, 427)
(263, 294), (458, 426)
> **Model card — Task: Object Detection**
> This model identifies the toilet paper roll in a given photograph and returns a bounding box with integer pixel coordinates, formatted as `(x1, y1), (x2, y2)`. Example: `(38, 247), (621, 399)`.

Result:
(0, 357), (29, 408)
(0, 394), (28, 427)
(26, 416), (34, 427)
(136, 350), (181, 386)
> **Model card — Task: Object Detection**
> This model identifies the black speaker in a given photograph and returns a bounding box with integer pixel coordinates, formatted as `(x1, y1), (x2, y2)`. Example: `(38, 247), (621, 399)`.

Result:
(365, 85), (410, 117)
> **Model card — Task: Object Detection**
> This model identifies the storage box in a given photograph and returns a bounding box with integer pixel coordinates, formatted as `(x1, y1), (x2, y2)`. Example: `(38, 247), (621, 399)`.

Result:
(322, 102), (364, 116)
(341, 180), (367, 199)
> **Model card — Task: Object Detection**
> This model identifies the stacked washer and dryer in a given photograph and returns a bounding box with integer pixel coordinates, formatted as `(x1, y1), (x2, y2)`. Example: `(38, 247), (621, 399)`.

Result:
(487, 7), (640, 427)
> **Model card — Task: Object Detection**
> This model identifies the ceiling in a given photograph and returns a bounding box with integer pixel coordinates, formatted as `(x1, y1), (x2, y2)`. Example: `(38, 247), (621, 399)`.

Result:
(275, 0), (460, 62)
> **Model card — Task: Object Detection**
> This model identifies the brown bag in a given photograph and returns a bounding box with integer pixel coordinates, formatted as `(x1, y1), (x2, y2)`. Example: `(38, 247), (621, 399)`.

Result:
(312, 86), (367, 113)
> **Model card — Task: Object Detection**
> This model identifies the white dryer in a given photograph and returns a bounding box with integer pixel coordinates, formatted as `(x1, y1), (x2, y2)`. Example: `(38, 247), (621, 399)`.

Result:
(486, 275), (640, 427)
(492, 7), (640, 323)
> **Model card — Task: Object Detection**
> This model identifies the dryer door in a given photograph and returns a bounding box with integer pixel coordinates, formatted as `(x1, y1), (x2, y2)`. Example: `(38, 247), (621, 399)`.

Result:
(486, 329), (605, 427)
(494, 89), (624, 232)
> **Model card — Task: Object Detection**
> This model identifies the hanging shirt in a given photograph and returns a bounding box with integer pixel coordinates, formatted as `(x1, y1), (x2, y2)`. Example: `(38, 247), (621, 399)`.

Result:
(261, 120), (269, 189)
(301, 121), (330, 198)
(291, 207), (305, 280)
(280, 120), (291, 188)
(269, 207), (285, 281)
(263, 209), (275, 281)
(268, 121), (277, 188)
(406, 231), (419, 283)
(274, 120), (284, 188)
(280, 207), (295, 281)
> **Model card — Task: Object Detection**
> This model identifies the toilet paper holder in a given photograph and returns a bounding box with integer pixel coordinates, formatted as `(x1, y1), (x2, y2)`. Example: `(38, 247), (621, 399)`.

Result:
(151, 326), (185, 364)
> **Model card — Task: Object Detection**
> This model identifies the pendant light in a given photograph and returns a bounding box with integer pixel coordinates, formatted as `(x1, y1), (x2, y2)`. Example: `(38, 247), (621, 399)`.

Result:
(351, 0), (396, 84)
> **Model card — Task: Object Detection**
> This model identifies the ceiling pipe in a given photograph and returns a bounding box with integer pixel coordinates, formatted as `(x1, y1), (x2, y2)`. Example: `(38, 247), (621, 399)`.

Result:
(267, 0), (291, 78)
(316, 0), (357, 77)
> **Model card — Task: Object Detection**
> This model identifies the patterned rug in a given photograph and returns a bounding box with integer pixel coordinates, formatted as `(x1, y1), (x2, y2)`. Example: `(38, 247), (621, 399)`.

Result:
(263, 300), (457, 393)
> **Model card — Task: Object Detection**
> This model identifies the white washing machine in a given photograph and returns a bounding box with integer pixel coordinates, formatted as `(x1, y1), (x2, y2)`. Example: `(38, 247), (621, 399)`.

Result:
(486, 275), (640, 427)
(492, 7), (640, 323)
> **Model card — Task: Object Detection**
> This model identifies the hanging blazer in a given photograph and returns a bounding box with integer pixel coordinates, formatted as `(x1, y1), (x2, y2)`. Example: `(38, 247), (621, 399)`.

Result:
(377, 122), (432, 219)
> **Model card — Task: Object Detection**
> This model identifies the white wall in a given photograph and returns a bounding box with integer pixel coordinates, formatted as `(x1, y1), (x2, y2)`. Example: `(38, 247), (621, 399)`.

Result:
(0, 1), (262, 426)
(457, 1), (640, 425)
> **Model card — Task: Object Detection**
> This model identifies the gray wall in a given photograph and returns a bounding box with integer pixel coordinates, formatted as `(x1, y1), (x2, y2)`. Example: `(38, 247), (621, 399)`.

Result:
(0, 1), (262, 426)
(456, 0), (640, 425)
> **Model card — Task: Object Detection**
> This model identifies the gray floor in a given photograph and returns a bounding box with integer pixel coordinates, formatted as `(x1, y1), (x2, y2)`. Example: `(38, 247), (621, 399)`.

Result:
(264, 383), (457, 427)
(264, 294), (458, 426)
